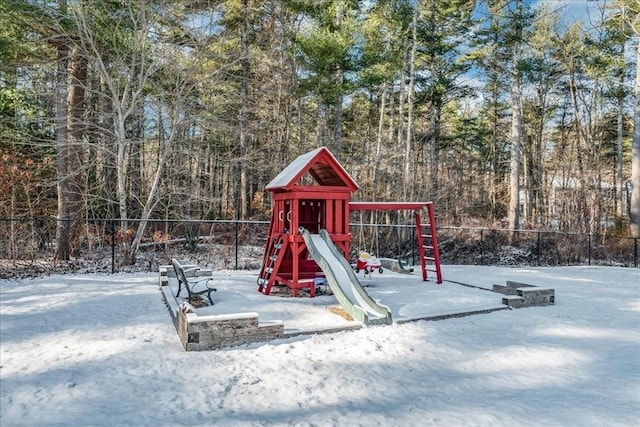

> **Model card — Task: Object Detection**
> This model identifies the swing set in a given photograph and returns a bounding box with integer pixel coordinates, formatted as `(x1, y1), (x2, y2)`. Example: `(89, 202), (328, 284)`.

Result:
(349, 202), (443, 283)
(353, 210), (384, 276)
(354, 209), (418, 276)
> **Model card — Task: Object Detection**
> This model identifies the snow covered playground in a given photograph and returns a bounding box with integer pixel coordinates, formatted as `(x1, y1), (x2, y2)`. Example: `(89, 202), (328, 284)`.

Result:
(1, 266), (638, 426)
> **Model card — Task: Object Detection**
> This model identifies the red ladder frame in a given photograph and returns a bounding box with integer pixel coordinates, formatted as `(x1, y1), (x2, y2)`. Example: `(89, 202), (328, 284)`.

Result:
(414, 203), (443, 283)
(258, 210), (286, 295)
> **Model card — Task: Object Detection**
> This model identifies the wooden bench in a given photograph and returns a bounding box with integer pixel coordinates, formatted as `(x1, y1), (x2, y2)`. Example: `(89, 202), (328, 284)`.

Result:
(171, 259), (217, 305)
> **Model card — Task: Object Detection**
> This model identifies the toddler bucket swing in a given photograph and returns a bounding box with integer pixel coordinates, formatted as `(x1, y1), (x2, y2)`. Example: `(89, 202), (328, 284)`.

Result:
(354, 212), (383, 277)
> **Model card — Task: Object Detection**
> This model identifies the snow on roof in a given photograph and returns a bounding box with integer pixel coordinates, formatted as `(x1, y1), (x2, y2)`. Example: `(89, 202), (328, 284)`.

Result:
(265, 146), (358, 191)
(266, 148), (323, 190)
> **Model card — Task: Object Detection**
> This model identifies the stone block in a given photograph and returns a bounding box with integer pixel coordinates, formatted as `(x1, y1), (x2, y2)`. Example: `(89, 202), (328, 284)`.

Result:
(174, 308), (285, 351)
(159, 265), (177, 278)
(159, 274), (169, 288)
(497, 281), (555, 308)
(506, 280), (536, 289)
(493, 284), (519, 295)
(502, 295), (525, 308)
(517, 287), (555, 306)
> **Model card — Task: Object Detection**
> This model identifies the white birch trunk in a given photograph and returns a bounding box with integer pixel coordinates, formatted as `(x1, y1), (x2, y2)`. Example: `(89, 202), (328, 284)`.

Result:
(509, 73), (522, 232)
(508, 1), (523, 232)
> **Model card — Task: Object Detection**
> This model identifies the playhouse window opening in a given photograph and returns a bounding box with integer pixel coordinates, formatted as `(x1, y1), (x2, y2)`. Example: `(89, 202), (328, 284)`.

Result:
(299, 200), (324, 233)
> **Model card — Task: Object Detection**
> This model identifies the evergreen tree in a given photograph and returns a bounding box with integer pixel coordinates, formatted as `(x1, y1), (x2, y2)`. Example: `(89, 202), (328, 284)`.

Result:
(286, 0), (362, 154)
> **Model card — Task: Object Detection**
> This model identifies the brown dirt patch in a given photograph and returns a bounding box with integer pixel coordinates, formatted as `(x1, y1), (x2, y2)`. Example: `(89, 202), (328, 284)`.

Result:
(328, 306), (353, 321)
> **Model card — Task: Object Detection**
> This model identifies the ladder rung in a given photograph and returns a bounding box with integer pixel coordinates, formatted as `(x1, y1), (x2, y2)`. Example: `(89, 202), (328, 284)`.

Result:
(274, 243), (282, 249)
(423, 245), (434, 250)
(421, 234), (432, 239)
(266, 267), (273, 273)
(270, 255), (277, 261)
(257, 278), (266, 286)
(423, 256), (435, 261)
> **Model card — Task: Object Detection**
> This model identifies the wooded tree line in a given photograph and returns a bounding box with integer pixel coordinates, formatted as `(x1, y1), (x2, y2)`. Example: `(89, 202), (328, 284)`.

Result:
(1, 0), (639, 262)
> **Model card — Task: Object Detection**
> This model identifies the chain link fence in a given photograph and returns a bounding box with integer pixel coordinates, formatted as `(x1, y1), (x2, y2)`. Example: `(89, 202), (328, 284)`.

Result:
(350, 224), (638, 268)
(1, 218), (638, 279)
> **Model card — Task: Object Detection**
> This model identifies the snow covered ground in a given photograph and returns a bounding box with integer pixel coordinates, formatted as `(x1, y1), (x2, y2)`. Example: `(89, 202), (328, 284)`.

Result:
(1, 265), (639, 426)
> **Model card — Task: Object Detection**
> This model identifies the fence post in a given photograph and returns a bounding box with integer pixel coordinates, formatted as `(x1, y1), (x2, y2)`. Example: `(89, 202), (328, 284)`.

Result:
(635, 238), (638, 269)
(588, 234), (592, 266)
(480, 229), (484, 266)
(537, 231), (541, 266)
(110, 219), (116, 274)
(235, 219), (239, 270)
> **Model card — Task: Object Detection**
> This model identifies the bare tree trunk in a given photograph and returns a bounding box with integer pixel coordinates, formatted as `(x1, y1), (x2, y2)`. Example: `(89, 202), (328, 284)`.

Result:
(333, 3), (343, 154)
(403, 4), (418, 201)
(522, 135), (531, 224)
(508, 74), (522, 232)
(130, 122), (173, 256)
(66, 42), (86, 228)
(130, 103), (144, 218)
(396, 39), (408, 190)
(298, 97), (304, 147)
(372, 84), (387, 199)
(115, 107), (129, 230)
(239, 0), (249, 219)
(54, 4), (86, 260)
(568, 67), (588, 233)
(98, 73), (117, 218)
(508, 1), (523, 233)
(616, 46), (625, 223)
(630, 41), (640, 237)
(54, 24), (70, 260)
(429, 100), (442, 201)
(333, 75), (343, 153)
(489, 81), (500, 221)
(488, 9), (501, 223)
(316, 101), (326, 147)
(386, 86), (396, 199)
(533, 84), (547, 227)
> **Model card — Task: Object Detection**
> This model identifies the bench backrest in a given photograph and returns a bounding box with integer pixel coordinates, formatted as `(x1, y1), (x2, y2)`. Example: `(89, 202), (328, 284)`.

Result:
(171, 258), (188, 286)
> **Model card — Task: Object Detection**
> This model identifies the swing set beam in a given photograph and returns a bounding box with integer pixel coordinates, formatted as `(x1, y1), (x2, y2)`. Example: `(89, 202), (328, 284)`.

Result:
(349, 202), (432, 211)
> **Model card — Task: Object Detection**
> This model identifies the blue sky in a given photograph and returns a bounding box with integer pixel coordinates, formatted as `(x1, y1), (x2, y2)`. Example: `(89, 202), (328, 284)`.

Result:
(477, 0), (596, 27)
(531, 0), (620, 30)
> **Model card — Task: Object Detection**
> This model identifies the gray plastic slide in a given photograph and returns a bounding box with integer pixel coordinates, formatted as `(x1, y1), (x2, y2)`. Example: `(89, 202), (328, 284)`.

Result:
(300, 228), (392, 326)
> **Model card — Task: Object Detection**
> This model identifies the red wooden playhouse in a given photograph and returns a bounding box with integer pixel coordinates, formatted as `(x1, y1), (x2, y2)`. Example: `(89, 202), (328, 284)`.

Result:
(257, 147), (442, 297)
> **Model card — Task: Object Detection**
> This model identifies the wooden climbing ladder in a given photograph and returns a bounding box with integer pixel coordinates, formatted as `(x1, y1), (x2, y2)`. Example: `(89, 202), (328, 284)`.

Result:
(414, 203), (443, 283)
(257, 217), (287, 295)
